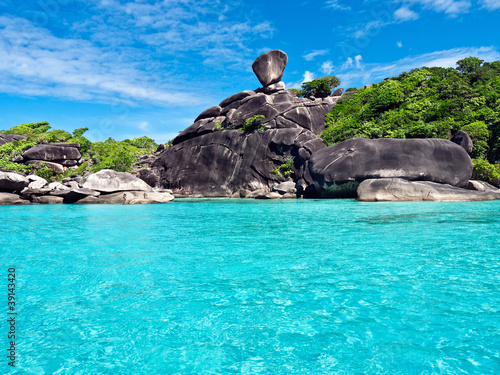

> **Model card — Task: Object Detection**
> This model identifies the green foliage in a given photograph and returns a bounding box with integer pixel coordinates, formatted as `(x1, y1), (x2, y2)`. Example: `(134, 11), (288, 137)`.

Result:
(214, 121), (222, 131)
(0, 140), (36, 174)
(472, 158), (500, 181)
(271, 157), (294, 180)
(72, 127), (89, 137)
(35, 163), (55, 180)
(1, 121), (51, 136)
(300, 76), (341, 98)
(123, 136), (157, 151)
(288, 88), (303, 96)
(322, 57), (500, 164)
(88, 137), (150, 173)
(242, 115), (265, 132)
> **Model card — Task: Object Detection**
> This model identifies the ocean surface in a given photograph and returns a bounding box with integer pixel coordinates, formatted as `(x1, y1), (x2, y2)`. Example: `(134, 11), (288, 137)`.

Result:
(1, 199), (499, 374)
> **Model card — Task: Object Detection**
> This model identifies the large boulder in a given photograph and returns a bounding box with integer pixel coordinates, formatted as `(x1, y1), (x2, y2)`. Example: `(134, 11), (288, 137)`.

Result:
(0, 171), (29, 192)
(252, 50), (288, 87)
(309, 138), (473, 197)
(75, 191), (174, 204)
(0, 134), (27, 146)
(154, 128), (325, 196)
(450, 130), (473, 154)
(22, 143), (81, 161)
(357, 178), (500, 202)
(82, 169), (153, 193)
(0, 192), (30, 205)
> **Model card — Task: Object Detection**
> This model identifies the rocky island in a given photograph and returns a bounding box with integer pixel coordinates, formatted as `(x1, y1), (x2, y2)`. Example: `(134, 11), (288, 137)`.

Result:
(1, 50), (500, 204)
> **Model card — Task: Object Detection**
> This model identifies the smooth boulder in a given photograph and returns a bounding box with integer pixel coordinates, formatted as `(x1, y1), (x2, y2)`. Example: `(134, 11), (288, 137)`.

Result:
(0, 171), (29, 192)
(252, 50), (288, 87)
(0, 192), (30, 205)
(22, 143), (81, 161)
(82, 169), (153, 193)
(309, 138), (473, 197)
(357, 178), (500, 202)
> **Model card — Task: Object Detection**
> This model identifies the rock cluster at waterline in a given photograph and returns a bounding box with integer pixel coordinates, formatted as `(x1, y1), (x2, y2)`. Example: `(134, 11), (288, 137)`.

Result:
(0, 170), (174, 205)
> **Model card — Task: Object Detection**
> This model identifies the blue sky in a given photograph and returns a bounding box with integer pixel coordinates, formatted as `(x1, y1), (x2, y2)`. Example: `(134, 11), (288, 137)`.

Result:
(1, 0), (499, 143)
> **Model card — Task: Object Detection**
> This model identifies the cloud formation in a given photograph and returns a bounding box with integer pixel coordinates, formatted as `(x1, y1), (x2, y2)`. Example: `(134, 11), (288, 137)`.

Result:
(303, 50), (329, 61)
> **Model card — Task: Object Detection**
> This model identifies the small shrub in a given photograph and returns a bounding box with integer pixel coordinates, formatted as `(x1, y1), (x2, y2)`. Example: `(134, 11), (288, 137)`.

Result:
(35, 164), (55, 180)
(242, 115), (265, 132)
(214, 122), (222, 131)
(472, 158), (500, 181)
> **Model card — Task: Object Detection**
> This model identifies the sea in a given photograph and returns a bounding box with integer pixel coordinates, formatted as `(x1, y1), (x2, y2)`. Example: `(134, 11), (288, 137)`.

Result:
(1, 199), (499, 374)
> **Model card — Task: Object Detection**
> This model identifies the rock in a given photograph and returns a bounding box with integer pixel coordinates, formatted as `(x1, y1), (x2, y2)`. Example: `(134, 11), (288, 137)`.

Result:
(466, 180), (499, 192)
(255, 191), (282, 199)
(20, 187), (53, 198)
(0, 171), (29, 192)
(63, 188), (100, 203)
(331, 88), (343, 97)
(156, 144), (166, 153)
(309, 138), (473, 197)
(357, 178), (500, 202)
(136, 168), (160, 187)
(219, 91), (255, 108)
(0, 134), (27, 146)
(0, 192), (30, 205)
(252, 50), (288, 87)
(65, 181), (80, 189)
(31, 195), (64, 204)
(47, 182), (69, 191)
(22, 143), (81, 161)
(28, 160), (65, 174)
(194, 105), (222, 122)
(272, 181), (298, 194)
(246, 189), (267, 198)
(450, 130), (473, 154)
(75, 191), (174, 204)
(263, 82), (285, 94)
(82, 169), (153, 193)
(27, 176), (48, 189)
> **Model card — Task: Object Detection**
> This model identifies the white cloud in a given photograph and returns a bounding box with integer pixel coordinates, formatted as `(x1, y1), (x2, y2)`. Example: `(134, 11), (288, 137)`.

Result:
(394, 6), (420, 21)
(397, 41), (403, 48)
(324, 0), (351, 10)
(402, 0), (471, 16)
(321, 61), (334, 75)
(303, 49), (329, 61)
(354, 55), (363, 68)
(139, 121), (149, 131)
(337, 46), (500, 88)
(302, 71), (315, 83)
(0, 16), (205, 106)
(480, 0), (500, 10)
(342, 57), (354, 69)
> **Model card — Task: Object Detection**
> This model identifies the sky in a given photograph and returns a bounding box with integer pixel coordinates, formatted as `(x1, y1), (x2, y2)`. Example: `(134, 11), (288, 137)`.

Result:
(1, 0), (499, 143)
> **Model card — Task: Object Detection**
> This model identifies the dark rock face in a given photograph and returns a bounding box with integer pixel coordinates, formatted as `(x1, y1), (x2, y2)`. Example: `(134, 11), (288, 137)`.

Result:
(252, 50), (288, 87)
(309, 138), (473, 197)
(331, 88), (343, 97)
(0, 192), (30, 205)
(154, 127), (325, 196)
(194, 105), (222, 122)
(0, 134), (27, 146)
(22, 143), (81, 161)
(450, 130), (473, 154)
(0, 171), (29, 192)
(357, 178), (500, 202)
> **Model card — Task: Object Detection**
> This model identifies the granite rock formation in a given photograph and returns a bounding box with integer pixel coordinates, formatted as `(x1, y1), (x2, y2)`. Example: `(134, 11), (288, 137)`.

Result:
(252, 50), (288, 87)
(357, 178), (500, 202)
(309, 138), (473, 197)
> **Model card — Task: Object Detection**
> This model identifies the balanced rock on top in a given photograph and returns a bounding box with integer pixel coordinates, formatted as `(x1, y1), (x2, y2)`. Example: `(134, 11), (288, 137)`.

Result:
(252, 50), (288, 87)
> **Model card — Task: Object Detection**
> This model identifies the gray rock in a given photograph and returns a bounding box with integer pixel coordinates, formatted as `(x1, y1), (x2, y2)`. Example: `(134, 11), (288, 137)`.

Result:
(82, 169), (153, 193)
(63, 188), (100, 203)
(357, 178), (500, 202)
(255, 191), (282, 199)
(47, 182), (69, 191)
(0, 192), (30, 205)
(22, 144), (81, 161)
(28, 160), (65, 174)
(466, 180), (499, 192)
(272, 181), (298, 194)
(450, 130), (473, 154)
(65, 181), (80, 189)
(75, 191), (174, 204)
(31, 195), (64, 204)
(0, 134), (27, 146)
(194, 105), (222, 122)
(27, 176), (48, 190)
(263, 81), (285, 94)
(0, 171), (29, 192)
(309, 138), (473, 197)
(136, 168), (160, 187)
(252, 50), (288, 87)
(331, 88), (344, 97)
(219, 91), (255, 108)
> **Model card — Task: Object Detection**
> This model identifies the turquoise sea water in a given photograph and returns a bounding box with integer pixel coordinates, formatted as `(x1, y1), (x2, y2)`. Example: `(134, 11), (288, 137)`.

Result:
(1, 199), (500, 374)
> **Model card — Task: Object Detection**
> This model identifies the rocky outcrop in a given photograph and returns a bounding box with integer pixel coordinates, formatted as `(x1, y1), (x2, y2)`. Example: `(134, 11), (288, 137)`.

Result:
(450, 130), (473, 154)
(82, 169), (152, 193)
(20, 143), (83, 174)
(357, 178), (500, 202)
(252, 50), (288, 87)
(0, 170), (174, 205)
(0, 171), (29, 192)
(0, 134), (27, 146)
(309, 138), (473, 197)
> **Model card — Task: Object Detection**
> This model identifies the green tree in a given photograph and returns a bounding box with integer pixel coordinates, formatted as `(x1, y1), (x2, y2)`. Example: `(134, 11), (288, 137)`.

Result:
(301, 76), (341, 98)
